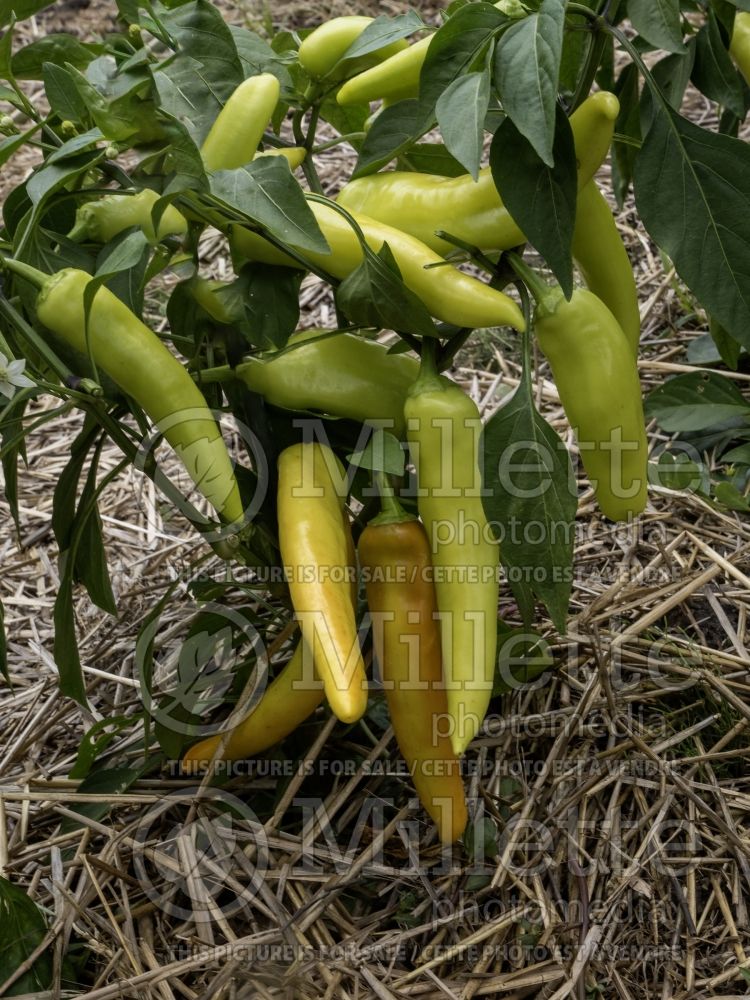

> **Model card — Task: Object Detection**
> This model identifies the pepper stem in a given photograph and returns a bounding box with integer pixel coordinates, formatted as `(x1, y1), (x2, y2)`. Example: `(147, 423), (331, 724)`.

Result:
(3, 259), (48, 290)
(370, 470), (416, 526)
(506, 253), (553, 305)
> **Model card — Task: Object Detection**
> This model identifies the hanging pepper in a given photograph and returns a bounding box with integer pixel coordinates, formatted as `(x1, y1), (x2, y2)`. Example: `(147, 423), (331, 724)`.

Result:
(230, 199), (526, 332)
(404, 344), (500, 756)
(731, 12), (750, 84)
(572, 181), (640, 357)
(277, 442), (367, 724)
(201, 73), (281, 171)
(4, 260), (244, 527)
(358, 475), (468, 844)
(335, 91), (620, 255)
(298, 16), (409, 80)
(511, 254), (648, 522)
(67, 188), (188, 245)
(335, 34), (432, 106)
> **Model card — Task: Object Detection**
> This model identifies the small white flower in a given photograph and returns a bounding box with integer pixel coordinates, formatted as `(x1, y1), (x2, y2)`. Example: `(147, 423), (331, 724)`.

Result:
(0, 352), (35, 399)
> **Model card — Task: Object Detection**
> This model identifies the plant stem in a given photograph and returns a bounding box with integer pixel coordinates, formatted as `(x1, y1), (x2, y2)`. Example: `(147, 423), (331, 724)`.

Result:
(506, 253), (551, 305)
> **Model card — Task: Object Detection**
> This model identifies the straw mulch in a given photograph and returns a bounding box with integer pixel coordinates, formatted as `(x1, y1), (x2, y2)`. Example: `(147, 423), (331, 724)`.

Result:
(1, 2), (750, 998)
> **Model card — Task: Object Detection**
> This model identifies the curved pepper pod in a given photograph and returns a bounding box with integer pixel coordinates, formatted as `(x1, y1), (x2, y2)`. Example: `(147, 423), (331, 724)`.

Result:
(27, 266), (244, 525)
(181, 639), (324, 771)
(336, 91), (620, 256)
(67, 188), (188, 244)
(230, 200), (526, 332)
(298, 16), (409, 80)
(404, 372), (500, 757)
(731, 12), (750, 84)
(277, 442), (367, 724)
(359, 513), (468, 844)
(572, 181), (640, 357)
(237, 329), (418, 437)
(336, 34), (432, 105)
(201, 73), (281, 171)
(535, 287), (648, 521)
(255, 146), (307, 170)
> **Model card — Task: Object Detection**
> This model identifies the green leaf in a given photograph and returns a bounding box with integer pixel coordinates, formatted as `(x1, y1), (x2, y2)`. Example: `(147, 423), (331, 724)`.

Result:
(400, 141), (468, 176)
(53, 553), (87, 706)
(208, 158), (329, 253)
(336, 241), (440, 339)
(420, 2), (507, 111)
(481, 373), (576, 633)
(11, 34), (99, 79)
(347, 431), (405, 476)
(493, 0), (565, 168)
(229, 25), (293, 91)
(644, 371), (750, 431)
(723, 442), (750, 464)
(490, 103), (577, 297)
(233, 263), (302, 350)
(494, 624), (553, 696)
(691, 9), (746, 117)
(69, 716), (136, 780)
(74, 457), (117, 616)
(95, 229), (151, 279)
(59, 767), (141, 835)
(648, 450), (708, 492)
(627, 0), (686, 54)
(0, 0), (55, 25)
(650, 44), (696, 111)
(0, 125), (41, 169)
(0, 387), (28, 538)
(436, 68), (491, 179)
(342, 12), (424, 60)
(709, 314), (743, 369)
(353, 99), (433, 177)
(0, 598), (8, 685)
(714, 480), (750, 510)
(634, 92), (750, 350)
(0, 877), (52, 996)
(612, 63), (641, 207)
(43, 62), (91, 123)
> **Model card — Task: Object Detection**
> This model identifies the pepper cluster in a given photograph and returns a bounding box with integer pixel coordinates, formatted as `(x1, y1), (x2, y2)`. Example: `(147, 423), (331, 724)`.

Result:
(2, 8), (659, 844)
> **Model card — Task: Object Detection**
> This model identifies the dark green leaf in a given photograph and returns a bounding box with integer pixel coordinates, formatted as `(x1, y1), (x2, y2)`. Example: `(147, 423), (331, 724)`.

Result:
(691, 10), (746, 116)
(0, 125), (41, 169)
(159, 113), (208, 194)
(43, 62), (91, 123)
(336, 241), (440, 339)
(46, 128), (104, 164)
(1, 392), (28, 536)
(353, 99), (433, 177)
(612, 63), (641, 207)
(234, 263), (302, 350)
(491, 104), (577, 297)
(59, 767), (141, 834)
(436, 68), (491, 179)
(152, 55), (221, 144)
(229, 26), (293, 91)
(69, 716), (135, 780)
(100, 234), (150, 317)
(634, 92), (750, 349)
(644, 371), (750, 431)
(723, 442), (750, 464)
(494, 625), (553, 695)
(0, 599), (8, 685)
(420, 2), (507, 111)
(95, 229), (150, 279)
(400, 141), (468, 176)
(714, 480), (750, 509)
(11, 34), (99, 79)
(559, 0), (597, 94)
(0, 877), (52, 996)
(627, 0), (686, 54)
(650, 44), (696, 111)
(709, 314), (742, 369)
(342, 12), (424, 60)
(74, 459), (117, 616)
(0, 0), (55, 25)
(493, 0), (565, 168)
(54, 552), (87, 705)
(208, 157), (329, 253)
(481, 374), (576, 632)
(648, 450), (708, 492)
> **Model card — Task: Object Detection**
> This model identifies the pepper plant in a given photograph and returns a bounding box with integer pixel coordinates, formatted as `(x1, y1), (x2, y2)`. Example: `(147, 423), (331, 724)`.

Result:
(0, 0), (749, 824)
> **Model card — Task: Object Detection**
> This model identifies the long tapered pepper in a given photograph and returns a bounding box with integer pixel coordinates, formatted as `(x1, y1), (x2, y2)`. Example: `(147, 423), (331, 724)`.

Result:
(512, 255), (648, 522)
(731, 12), (750, 84)
(298, 16), (408, 80)
(277, 442), (367, 724)
(336, 34), (432, 106)
(235, 330), (418, 437)
(358, 479), (468, 843)
(572, 181), (640, 357)
(201, 73), (281, 171)
(5, 261), (244, 526)
(230, 200), (526, 332)
(404, 346), (500, 756)
(181, 638), (323, 770)
(336, 91), (620, 256)
(68, 188), (188, 244)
